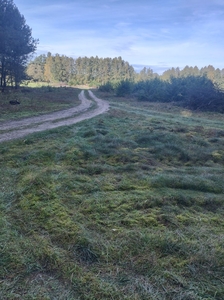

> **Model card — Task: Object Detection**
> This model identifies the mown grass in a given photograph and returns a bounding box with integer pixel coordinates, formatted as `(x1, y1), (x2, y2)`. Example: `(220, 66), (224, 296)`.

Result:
(0, 86), (81, 121)
(0, 90), (224, 299)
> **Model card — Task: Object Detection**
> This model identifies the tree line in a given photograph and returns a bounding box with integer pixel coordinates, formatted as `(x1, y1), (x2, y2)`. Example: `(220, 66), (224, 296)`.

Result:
(27, 53), (224, 88)
(160, 65), (224, 88)
(26, 53), (136, 86)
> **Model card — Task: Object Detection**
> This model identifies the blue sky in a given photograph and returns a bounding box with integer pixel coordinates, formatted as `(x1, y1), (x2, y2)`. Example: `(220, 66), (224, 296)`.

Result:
(13, 0), (224, 73)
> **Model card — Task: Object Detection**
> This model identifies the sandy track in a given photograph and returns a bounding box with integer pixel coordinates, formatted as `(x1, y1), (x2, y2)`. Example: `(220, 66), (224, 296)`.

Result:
(0, 90), (109, 143)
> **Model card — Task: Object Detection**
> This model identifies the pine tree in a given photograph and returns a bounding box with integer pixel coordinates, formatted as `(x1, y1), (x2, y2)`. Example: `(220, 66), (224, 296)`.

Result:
(0, 0), (38, 89)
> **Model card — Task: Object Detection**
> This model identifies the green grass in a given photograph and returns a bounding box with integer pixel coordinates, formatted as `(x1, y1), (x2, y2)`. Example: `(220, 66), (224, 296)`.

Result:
(0, 90), (224, 299)
(0, 86), (81, 121)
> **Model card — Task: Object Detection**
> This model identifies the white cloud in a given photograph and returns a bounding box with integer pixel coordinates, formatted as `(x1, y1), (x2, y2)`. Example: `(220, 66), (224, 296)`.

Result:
(13, 0), (224, 71)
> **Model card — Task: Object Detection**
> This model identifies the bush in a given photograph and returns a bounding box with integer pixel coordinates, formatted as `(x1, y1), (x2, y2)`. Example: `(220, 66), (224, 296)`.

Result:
(115, 80), (134, 97)
(99, 75), (224, 112)
(99, 82), (114, 92)
(169, 75), (224, 111)
(134, 78), (170, 102)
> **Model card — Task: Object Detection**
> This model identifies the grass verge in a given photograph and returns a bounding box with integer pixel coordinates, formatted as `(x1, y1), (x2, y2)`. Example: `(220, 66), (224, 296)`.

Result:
(0, 86), (81, 121)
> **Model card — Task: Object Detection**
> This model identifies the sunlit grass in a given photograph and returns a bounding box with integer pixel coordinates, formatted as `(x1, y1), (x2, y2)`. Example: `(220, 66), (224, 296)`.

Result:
(0, 90), (224, 299)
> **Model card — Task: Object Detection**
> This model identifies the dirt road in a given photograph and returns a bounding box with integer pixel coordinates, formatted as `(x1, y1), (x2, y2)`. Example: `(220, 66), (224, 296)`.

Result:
(0, 90), (109, 143)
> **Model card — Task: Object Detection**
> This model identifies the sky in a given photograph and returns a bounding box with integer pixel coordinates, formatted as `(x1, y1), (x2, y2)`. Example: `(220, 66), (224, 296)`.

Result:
(13, 0), (224, 74)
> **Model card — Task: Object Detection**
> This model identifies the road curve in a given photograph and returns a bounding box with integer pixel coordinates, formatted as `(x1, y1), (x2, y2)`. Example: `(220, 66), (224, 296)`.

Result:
(0, 90), (109, 143)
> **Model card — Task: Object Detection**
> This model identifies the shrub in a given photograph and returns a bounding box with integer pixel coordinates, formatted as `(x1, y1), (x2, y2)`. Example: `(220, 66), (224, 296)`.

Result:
(115, 80), (134, 97)
(99, 82), (114, 92)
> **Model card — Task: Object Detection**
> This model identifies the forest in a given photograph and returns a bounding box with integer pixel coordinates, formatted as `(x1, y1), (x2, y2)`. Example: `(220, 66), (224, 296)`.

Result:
(26, 53), (136, 86)
(27, 53), (224, 112)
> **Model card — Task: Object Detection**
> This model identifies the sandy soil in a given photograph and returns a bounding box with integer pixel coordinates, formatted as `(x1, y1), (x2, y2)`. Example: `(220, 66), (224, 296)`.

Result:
(0, 90), (109, 143)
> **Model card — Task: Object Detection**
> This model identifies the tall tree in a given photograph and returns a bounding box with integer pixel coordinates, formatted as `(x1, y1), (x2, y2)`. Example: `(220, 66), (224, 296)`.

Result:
(26, 54), (46, 81)
(0, 0), (38, 89)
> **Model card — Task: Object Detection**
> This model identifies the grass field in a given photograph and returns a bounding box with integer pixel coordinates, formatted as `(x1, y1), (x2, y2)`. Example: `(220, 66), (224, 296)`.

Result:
(0, 86), (81, 121)
(0, 88), (224, 299)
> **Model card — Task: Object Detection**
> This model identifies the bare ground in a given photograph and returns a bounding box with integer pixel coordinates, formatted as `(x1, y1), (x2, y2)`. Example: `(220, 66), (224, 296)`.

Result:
(0, 90), (109, 143)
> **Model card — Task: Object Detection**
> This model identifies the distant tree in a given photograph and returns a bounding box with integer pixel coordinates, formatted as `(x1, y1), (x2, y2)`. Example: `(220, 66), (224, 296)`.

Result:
(0, 0), (38, 89)
(26, 63), (43, 81)
(181, 66), (192, 77)
(161, 67), (180, 80)
(44, 53), (54, 82)
(26, 54), (46, 81)
(192, 66), (200, 76)
(137, 67), (155, 82)
(203, 65), (216, 81)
